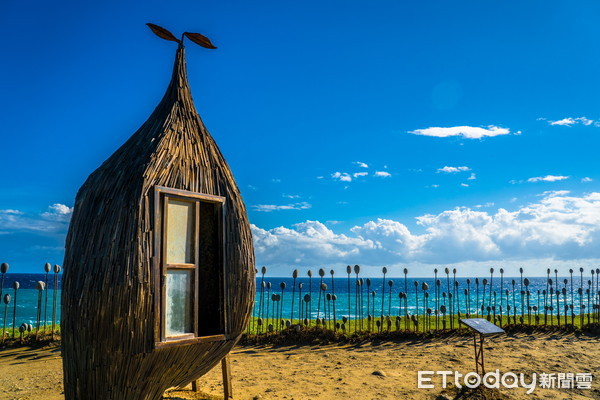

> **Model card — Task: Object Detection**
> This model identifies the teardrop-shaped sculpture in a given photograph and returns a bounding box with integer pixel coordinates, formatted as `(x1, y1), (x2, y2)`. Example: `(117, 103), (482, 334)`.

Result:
(62, 43), (255, 400)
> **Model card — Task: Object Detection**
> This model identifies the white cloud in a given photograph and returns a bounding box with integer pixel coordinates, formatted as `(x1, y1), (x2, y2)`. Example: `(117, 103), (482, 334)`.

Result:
(42, 203), (73, 217)
(252, 221), (376, 265)
(354, 161), (369, 168)
(252, 192), (600, 268)
(353, 172), (368, 178)
(437, 166), (470, 173)
(547, 117), (594, 127)
(272, 178), (281, 183)
(527, 175), (570, 183)
(582, 177), (593, 183)
(539, 190), (570, 197)
(467, 173), (476, 180)
(460, 183), (469, 187)
(0, 209), (24, 215)
(283, 194), (300, 199)
(0, 204), (72, 233)
(374, 171), (391, 177)
(332, 172), (352, 182)
(409, 125), (511, 139)
(252, 202), (312, 212)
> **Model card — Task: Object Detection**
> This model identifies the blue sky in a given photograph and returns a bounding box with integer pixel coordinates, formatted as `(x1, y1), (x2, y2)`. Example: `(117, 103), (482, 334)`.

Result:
(2, 1), (600, 275)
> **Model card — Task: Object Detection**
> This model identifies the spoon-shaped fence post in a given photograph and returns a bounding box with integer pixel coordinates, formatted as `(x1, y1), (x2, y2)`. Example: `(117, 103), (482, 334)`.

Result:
(452, 268), (457, 327)
(562, 287), (567, 326)
(569, 269), (574, 316)
(2, 294), (10, 342)
(358, 278), (364, 331)
(499, 269), (504, 324)
(388, 280), (394, 317)
(454, 281), (461, 323)
(298, 283), (303, 327)
(436, 279), (442, 328)
(303, 294), (310, 323)
(366, 278), (372, 331)
(52, 265), (61, 339)
(414, 281), (419, 332)
(401, 292), (407, 330)
(0, 263), (8, 305)
(325, 293), (331, 329)
(320, 282), (327, 327)
(330, 269), (335, 301)
(464, 288), (469, 320)
(511, 280), (517, 324)
(380, 267), (387, 327)
(591, 271), (596, 323)
(596, 268), (600, 321)
(475, 278), (480, 318)
(43, 263), (51, 333)
(372, 291), (378, 331)
(482, 279), (488, 320)
(444, 268), (451, 326)
(332, 294), (337, 331)
(523, 278), (530, 324)
(291, 269), (297, 322)
(249, 268), (258, 334)
(35, 281), (45, 337)
(354, 279), (360, 332)
(422, 282), (429, 332)
(279, 282), (286, 329)
(266, 282), (272, 329)
(465, 279), (471, 318)
(587, 282), (592, 325)
(433, 269), (439, 328)
(579, 267), (584, 326)
(563, 279), (568, 325)
(259, 266), (266, 328)
(488, 268), (494, 314)
(354, 265), (360, 328)
(18, 323), (26, 344)
(12, 281), (19, 338)
(317, 269), (325, 322)
(345, 266), (351, 331)
(536, 290), (541, 325)
(307, 270), (313, 325)
(440, 303), (447, 330)
(550, 288), (556, 326)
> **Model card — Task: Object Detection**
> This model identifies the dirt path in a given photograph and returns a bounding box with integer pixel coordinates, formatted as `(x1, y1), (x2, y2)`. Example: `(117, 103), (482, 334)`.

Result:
(1, 333), (599, 399)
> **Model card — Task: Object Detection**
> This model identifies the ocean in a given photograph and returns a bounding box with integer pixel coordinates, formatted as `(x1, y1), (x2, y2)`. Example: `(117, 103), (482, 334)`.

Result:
(0, 273), (597, 331)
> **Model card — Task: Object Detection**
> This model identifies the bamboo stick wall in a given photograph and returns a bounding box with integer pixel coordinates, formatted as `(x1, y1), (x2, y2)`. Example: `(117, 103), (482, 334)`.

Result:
(61, 44), (255, 399)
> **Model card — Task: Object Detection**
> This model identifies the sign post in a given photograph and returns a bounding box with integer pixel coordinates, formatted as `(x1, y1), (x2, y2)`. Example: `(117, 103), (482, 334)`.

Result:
(459, 318), (505, 375)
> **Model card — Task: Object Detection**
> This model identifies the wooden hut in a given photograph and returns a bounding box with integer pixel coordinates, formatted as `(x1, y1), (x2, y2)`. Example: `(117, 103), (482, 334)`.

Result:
(61, 25), (255, 400)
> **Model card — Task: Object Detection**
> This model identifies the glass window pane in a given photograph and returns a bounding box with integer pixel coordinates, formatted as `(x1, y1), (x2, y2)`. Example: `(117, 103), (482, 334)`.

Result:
(166, 198), (195, 264)
(165, 269), (194, 336)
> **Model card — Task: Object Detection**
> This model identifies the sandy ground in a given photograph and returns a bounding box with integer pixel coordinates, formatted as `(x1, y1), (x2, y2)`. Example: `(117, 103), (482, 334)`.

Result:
(1, 332), (599, 400)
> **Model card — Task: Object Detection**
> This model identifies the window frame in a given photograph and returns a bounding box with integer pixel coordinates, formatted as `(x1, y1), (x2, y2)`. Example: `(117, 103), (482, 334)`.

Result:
(153, 186), (228, 348)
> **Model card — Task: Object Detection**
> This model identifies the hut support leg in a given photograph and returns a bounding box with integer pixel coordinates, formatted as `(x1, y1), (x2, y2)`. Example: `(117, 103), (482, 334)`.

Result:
(190, 356), (232, 398)
(222, 355), (233, 399)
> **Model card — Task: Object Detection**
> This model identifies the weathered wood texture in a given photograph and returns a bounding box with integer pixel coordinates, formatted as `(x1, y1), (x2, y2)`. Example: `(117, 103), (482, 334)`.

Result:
(61, 44), (255, 400)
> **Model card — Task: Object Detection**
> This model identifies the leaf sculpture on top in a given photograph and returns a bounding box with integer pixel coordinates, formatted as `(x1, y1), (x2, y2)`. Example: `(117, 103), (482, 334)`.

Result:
(146, 23), (218, 49)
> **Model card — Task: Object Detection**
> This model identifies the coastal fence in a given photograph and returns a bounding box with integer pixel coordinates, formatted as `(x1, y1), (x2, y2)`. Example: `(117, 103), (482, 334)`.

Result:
(248, 266), (600, 335)
(0, 263), (62, 343)
(1, 262), (600, 343)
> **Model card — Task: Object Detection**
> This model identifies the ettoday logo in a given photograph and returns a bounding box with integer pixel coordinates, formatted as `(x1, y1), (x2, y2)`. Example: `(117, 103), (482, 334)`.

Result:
(418, 370), (593, 394)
